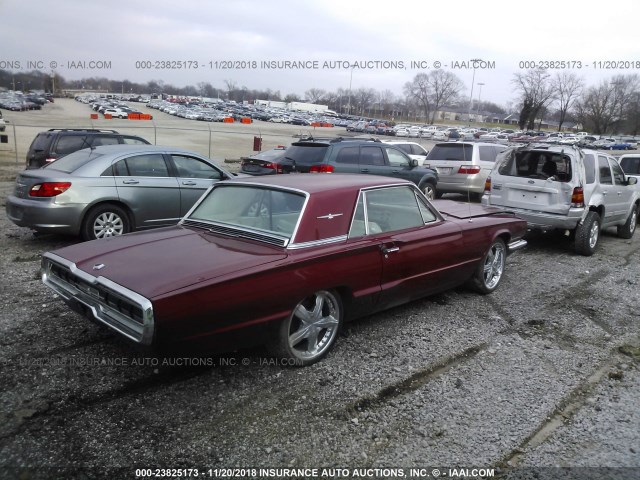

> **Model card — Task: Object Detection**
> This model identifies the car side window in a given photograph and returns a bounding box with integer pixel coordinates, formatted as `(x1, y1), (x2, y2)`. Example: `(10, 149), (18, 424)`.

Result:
(479, 146), (497, 162)
(364, 186), (425, 233)
(125, 154), (169, 177)
(91, 136), (120, 147)
(583, 154), (596, 184)
(609, 159), (626, 185)
(416, 194), (437, 223)
(122, 137), (149, 145)
(334, 146), (359, 164)
(360, 146), (385, 166)
(54, 136), (89, 155)
(412, 145), (428, 156)
(385, 147), (410, 167)
(171, 155), (223, 179)
(598, 156), (612, 185)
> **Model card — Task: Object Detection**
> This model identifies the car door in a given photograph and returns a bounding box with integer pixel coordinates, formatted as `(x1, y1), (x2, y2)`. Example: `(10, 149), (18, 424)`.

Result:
(113, 153), (181, 229)
(169, 153), (226, 216)
(332, 145), (361, 174)
(380, 146), (416, 182)
(607, 157), (635, 224)
(597, 154), (620, 225)
(350, 186), (467, 310)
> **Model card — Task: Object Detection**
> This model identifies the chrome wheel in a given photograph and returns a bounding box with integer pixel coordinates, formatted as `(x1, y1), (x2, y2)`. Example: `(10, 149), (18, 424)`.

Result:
(285, 290), (342, 364)
(588, 221), (599, 249)
(482, 241), (505, 290)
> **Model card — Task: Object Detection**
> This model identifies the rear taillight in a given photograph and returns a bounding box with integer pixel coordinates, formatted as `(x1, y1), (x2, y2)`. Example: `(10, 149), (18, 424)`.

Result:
(45, 157), (57, 163)
(29, 182), (71, 197)
(309, 164), (334, 173)
(484, 176), (491, 193)
(263, 162), (283, 174)
(458, 165), (481, 174)
(571, 187), (584, 207)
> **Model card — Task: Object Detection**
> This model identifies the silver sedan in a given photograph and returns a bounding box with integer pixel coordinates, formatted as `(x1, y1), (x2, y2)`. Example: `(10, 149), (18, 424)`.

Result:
(6, 145), (239, 240)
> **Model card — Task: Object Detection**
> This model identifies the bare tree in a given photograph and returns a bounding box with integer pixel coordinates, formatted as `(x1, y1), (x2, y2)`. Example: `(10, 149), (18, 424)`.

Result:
(512, 69), (555, 130)
(551, 72), (584, 131)
(404, 71), (464, 124)
(353, 87), (376, 116)
(427, 70), (464, 124)
(403, 73), (432, 121)
(305, 88), (326, 103)
(574, 79), (620, 134)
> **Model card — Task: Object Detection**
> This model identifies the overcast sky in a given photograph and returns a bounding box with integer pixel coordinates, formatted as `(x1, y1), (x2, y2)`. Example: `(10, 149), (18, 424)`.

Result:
(1, 0), (639, 107)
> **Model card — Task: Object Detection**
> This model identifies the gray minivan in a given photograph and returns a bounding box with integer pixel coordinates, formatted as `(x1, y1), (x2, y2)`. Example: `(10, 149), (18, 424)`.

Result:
(423, 142), (507, 201)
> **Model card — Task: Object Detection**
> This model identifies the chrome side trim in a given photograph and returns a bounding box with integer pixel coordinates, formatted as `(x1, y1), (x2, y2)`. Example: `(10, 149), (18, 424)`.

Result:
(288, 235), (348, 250)
(507, 239), (528, 253)
(41, 253), (155, 345)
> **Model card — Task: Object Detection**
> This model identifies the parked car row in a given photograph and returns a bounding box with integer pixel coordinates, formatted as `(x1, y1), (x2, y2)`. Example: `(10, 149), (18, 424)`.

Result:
(0, 91), (52, 111)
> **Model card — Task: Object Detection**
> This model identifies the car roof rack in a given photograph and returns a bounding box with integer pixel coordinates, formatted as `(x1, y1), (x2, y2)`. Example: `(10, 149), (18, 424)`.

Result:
(46, 128), (119, 133)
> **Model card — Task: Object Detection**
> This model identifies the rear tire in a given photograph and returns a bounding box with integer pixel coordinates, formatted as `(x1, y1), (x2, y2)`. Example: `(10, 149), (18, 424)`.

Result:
(617, 206), (638, 239)
(574, 211), (600, 256)
(81, 204), (131, 241)
(468, 238), (506, 294)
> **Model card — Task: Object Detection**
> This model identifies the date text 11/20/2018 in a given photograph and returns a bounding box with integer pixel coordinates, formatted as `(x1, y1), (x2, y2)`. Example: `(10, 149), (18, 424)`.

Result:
(518, 60), (640, 69)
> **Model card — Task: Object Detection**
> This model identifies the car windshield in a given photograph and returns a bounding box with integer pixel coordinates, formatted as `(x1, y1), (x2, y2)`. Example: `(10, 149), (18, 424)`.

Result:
(187, 185), (306, 237)
(425, 144), (473, 161)
(44, 148), (104, 173)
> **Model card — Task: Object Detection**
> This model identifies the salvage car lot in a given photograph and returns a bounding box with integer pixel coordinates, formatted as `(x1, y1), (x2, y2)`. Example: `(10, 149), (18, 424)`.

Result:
(1, 100), (640, 477)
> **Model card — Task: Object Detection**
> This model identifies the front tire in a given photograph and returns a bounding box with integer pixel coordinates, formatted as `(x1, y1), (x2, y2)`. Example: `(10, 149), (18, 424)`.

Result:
(469, 238), (506, 294)
(82, 204), (131, 240)
(574, 211), (600, 256)
(617, 206), (638, 239)
(271, 290), (343, 366)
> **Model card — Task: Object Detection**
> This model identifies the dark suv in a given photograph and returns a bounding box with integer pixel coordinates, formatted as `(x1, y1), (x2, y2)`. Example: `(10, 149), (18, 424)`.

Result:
(26, 129), (151, 169)
(240, 137), (439, 199)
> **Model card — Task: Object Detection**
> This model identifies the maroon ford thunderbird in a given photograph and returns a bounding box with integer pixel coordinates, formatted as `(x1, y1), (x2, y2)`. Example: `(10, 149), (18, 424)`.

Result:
(41, 174), (527, 365)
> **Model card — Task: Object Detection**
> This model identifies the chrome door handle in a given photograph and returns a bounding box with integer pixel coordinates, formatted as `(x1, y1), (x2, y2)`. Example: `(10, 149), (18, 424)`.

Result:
(122, 179), (139, 184)
(381, 245), (400, 257)
(182, 181), (197, 186)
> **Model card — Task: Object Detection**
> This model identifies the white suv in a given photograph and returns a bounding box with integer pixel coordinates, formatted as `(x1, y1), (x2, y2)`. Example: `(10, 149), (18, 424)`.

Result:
(482, 145), (639, 256)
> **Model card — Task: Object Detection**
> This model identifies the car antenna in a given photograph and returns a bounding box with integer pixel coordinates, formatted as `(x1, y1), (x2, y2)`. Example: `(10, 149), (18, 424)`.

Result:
(464, 141), (473, 222)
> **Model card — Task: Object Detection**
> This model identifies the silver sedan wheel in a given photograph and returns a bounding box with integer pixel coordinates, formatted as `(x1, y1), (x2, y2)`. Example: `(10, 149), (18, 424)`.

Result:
(93, 212), (125, 238)
(287, 290), (342, 363)
(483, 241), (506, 290)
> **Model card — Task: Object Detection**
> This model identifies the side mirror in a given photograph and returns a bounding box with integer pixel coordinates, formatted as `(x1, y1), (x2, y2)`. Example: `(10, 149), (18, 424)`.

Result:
(410, 159), (419, 168)
(627, 176), (638, 185)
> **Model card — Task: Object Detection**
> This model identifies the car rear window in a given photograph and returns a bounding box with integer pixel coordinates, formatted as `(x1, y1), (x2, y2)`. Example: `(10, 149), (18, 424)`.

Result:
(497, 150), (572, 182)
(29, 133), (51, 151)
(44, 149), (104, 173)
(425, 144), (473, 161)
(285, 144), (329, 167)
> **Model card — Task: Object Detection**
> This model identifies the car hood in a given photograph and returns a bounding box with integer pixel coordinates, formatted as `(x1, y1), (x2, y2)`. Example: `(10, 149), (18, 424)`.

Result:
(433, 199), (510, 219)
(49, 226), (287, 298)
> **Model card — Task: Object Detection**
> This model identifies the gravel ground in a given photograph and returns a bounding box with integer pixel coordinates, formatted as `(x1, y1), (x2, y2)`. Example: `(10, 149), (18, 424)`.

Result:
(0, 100), (639, 480)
